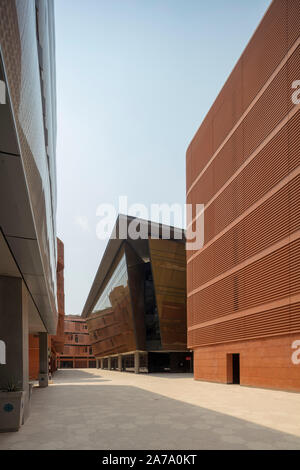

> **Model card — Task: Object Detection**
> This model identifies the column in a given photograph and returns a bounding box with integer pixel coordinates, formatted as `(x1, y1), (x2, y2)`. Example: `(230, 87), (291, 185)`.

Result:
(0, 277), (29, 423)
(118, 355), (122, 371)
(39, 332), (48, 388)
(100, 358), (104, 369)
(107, 357), (112, 370)
(134, 352), (140, 374)
(96, 359), (99, 369)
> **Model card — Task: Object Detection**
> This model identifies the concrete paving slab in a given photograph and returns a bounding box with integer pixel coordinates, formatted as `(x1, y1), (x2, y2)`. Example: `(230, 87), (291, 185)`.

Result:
(0, 368), (299, 450)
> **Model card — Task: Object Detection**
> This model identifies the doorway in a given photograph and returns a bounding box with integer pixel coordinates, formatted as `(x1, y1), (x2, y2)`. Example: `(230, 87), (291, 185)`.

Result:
(232, 354), (240, 384)
(148, 352), (170, 373)
(227, 353), (240, 384)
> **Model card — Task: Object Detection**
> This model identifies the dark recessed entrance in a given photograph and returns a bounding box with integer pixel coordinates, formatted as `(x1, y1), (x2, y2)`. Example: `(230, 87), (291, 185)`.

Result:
(232, 354), (240, 384)
(148, 352), (170, 373)
(61, 361), (73, 369)
(227, 353), (240, 384)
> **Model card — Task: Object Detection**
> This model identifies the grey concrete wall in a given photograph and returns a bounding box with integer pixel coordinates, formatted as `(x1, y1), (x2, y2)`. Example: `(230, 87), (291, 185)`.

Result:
(0, 277), (28, 388)
(0, 276), (29, 419)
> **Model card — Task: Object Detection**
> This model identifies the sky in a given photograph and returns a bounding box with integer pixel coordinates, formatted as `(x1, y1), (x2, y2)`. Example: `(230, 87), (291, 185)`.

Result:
(54, 0), (272, 315)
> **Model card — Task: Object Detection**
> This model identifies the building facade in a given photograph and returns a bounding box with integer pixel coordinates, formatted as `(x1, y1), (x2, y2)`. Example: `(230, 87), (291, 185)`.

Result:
(57, 316), (96, 369)
(82, 215), (192, 373)
(186, 0), (300, 391)
(0, 0), (58, 427)
(29, 238), (65, 380)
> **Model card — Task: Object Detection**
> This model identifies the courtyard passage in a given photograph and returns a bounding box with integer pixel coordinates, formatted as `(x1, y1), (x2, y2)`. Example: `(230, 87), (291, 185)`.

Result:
(0, 369), (300, 450)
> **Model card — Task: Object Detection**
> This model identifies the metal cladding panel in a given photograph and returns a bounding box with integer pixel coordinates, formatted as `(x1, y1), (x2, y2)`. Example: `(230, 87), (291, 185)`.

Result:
(0, 0), (57, 333)
(149, 238), (187, 350)
(186, 0), (300, 359)
(36, 0), (57, 219)
(125, 243), (147, 351)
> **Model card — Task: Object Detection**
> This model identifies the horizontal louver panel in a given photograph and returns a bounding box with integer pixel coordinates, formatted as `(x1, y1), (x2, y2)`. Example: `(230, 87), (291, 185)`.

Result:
(188, 303), (300, 348)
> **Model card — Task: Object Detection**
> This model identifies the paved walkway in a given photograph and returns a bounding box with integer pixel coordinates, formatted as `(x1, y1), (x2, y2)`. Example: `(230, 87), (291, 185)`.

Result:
(0, 369), (300, 450)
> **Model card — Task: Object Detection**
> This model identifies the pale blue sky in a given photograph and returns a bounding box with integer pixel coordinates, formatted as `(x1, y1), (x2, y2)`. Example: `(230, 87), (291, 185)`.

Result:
(54, 0), (271, 315)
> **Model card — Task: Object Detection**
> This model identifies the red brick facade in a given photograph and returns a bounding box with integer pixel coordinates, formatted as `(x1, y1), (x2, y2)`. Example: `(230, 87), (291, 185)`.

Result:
(193, 334), (300, 392)
(186, 0), (300, 391)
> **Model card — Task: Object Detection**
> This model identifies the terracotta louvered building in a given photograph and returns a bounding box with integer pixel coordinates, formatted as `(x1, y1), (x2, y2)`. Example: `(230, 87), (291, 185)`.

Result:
(186, 0), (300, 392)
(57, 316), (96, 369)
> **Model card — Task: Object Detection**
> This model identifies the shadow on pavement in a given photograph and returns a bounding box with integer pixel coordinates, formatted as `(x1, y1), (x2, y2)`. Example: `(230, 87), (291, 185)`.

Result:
(0, 369), (299, 450)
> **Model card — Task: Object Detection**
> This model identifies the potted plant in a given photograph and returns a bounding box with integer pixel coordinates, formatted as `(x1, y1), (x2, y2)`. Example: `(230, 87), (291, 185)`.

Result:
(0, 378), (25, 432)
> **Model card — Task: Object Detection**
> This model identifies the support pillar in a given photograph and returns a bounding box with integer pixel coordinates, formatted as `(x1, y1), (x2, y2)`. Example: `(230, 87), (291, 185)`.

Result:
(100, 358), (104, 369)
(107, 357), (112, 370)
(39, 332), (48, 388)
(134, 352), (140, 374)
(96, 359), (100, 369)
(118, 355), (122, 371)
(0, 277), (29, 425)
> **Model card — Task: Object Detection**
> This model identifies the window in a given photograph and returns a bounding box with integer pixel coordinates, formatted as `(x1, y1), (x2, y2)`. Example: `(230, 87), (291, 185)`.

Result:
(92, 254), (128, 314)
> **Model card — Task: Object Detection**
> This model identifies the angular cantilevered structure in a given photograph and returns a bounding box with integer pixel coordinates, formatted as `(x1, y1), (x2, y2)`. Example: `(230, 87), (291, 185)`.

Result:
(82, 215), (192, 373)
